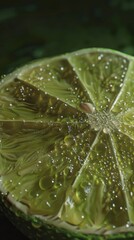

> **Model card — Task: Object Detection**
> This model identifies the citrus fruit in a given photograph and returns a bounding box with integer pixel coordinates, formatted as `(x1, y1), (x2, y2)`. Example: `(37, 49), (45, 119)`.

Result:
(0, 48), (134, 239)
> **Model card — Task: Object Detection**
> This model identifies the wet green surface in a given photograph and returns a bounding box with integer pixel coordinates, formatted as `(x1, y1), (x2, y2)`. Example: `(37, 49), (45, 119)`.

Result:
(1, 49), (134, 239)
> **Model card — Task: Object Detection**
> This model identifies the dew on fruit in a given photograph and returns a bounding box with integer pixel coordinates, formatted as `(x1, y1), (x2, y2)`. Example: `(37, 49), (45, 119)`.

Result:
(98, 54), (104, 60)
(92, 63), (95, 67)
(0, 49), (134, 234)
(31, 219), (42, 228)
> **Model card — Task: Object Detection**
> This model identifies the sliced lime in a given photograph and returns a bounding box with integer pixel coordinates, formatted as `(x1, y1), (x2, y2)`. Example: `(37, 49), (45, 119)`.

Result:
(0, 48), (134, 239)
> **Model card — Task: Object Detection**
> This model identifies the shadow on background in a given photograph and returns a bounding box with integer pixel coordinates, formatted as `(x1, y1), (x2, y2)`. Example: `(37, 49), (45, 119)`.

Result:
(0, 0), (134, 239)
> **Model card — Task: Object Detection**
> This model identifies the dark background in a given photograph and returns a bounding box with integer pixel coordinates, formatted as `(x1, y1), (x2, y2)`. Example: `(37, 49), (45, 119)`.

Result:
(0, 0), (134, 239)
(1, 0), (134, 76)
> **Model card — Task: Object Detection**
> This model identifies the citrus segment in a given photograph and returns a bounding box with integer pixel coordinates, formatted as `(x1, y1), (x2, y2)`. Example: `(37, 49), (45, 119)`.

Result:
(111, 61), (134, 113)
(116, 108), (134, 140)
(0, 78), (86, 123)
(110, 131), (134, 224)
(68, 51), (129, 111)
(0, 117), (97, 215)
(60, 132), (129, 231)
(17, 58), (91, 111)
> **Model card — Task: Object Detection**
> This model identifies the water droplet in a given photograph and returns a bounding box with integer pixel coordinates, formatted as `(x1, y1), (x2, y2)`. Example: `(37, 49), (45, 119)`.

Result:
(39, 176), (54, 190)
(98, 54), (104, 60)
(46, 201), (51, 207)
(32, 219), (42, 228)
(126, 223), (130, 228)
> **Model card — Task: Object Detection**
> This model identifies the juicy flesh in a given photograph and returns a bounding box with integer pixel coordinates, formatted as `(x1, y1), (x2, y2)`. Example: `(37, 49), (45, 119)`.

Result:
(0, 50), (134, 233)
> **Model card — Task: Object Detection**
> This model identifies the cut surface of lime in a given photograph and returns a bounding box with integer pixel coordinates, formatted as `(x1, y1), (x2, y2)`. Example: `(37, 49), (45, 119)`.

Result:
(0, 48), (134, 239)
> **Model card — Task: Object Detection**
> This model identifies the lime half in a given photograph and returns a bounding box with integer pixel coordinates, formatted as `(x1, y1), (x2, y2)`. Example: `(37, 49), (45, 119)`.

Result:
(0, 48), (134, 239)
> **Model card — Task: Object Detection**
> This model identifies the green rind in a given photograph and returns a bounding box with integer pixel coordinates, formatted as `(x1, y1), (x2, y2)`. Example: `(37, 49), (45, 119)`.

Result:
(0, 194), (134, 240)
(0, 47), (134, 88)
(65, 48), (134, 61)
